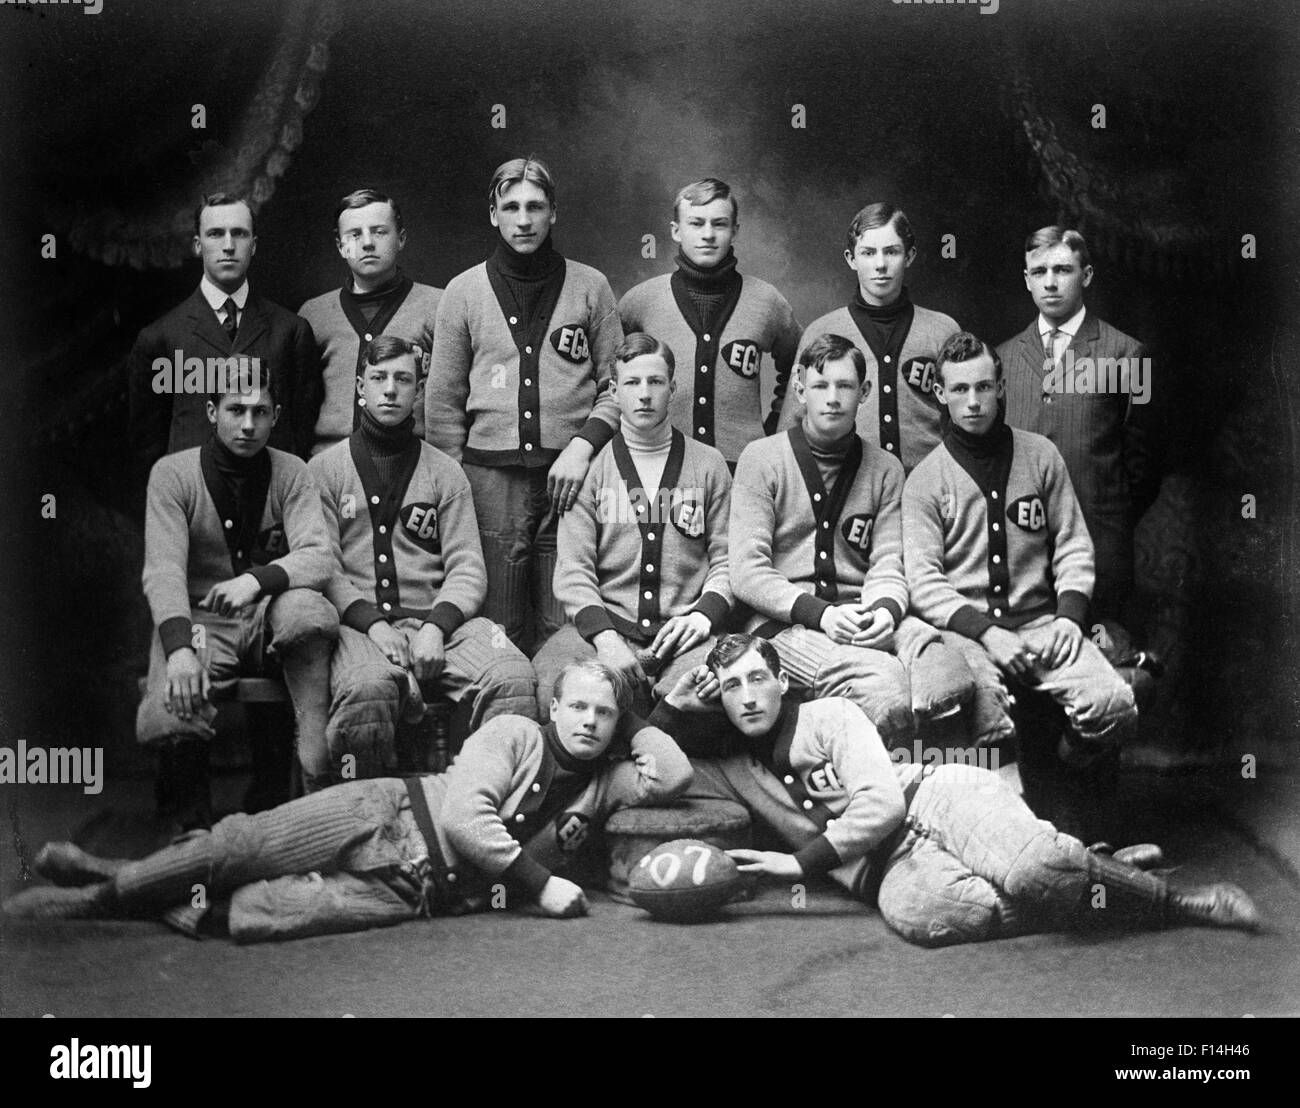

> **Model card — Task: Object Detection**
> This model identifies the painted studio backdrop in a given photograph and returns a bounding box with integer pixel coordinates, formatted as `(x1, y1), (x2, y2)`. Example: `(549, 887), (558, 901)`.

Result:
(2, 0), (1296, 768)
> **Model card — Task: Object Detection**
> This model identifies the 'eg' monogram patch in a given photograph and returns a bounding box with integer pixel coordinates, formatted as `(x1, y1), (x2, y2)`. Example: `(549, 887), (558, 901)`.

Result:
(550, 324), (590, 364)
(840, 513), (875, 558)
(555, 812), (590, 852)
(903, 357), (938, 398)
(671, 491), (706, 539)
(253, 524), (287, 563)
(721, 339), (761, 379)
(400, 502), (441, 551)
(1007, 495), (1047, 532)
(807, 761), (843, 793)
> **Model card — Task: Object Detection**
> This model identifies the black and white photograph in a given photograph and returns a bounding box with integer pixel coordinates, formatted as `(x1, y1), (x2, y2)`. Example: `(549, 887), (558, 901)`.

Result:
(1, 0), (1296, 1048)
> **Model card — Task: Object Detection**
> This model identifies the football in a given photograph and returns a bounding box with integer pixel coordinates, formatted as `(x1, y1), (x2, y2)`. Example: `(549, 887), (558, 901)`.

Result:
(627, 838), (743, 922)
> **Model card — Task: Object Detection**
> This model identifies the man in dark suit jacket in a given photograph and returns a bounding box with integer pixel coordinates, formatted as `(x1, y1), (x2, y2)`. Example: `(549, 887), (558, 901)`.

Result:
(998, 226), (1161, 639)
(128, 193), (322, 503)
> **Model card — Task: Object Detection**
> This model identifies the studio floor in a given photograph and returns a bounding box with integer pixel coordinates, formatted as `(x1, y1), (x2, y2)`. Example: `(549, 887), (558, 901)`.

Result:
(2, 765), (1297, 1019)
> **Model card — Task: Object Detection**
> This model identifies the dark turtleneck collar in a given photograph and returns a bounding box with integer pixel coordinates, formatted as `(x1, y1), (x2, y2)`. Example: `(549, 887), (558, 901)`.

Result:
(345, 268), (408, 302)
(491, 235), (563, 281)
(805, 426), (857, 460)
(945, 406), (1012, 459)
(210, 432), (263, 476)
(543, 722), (600, 777)
(675, 246), (739, 287)
(358, 406), (415, 456)
(853, 284), (911, 322)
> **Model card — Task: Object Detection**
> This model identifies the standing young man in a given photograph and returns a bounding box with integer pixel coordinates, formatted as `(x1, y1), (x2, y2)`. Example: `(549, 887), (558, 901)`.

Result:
(618, 178), (801, 467)
(426, 156), (624, 653)
(998, 226), (1161, 640)
(309, 336), (537, 791)
(535, 333), (732, 715)
(299, 189), (443, 454)
(136, 364), (338, 829)
(902, 332), (1139, 837)
(651, 635), (1258, 948)
(7, 663), (693, 941)
(128, 194), (321, 501)
(779, 203), (960, 474)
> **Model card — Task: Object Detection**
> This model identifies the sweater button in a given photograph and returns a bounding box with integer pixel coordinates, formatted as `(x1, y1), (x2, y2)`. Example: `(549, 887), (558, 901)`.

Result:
(884, 385), (891, 393)
(382, 602), (392, 612)
(884, 356), (891, 364)
(647, 532), (656, 541)
(525, 346), (533, 355)
(697, 427), (706, 434)
(524, 378), (532, 386)
(992, 555), (1001, 564)
(642, 619), (651, 627)
(645, 564), (654, 572)
(698, 397), (706, 405)
(379, 554), (388, 563)
(515, 814), (525, 823)
(991, 491), (999, 500)
(524, 443), (534, 451)
(813, 493), (822, 502)
(381, 579), (390, 587)
(531, 783), (541, 793)
(644, 590), (653, 600)
(822, 521), (829, 529)
(224, 519), (233, 529)
(510, 316), (518, 325)
(446, 872), (457, 883)
(993, 608), (1002, 617)
(371, 496), (380, 505)
(783, 774), (794, 785)
(886, 443), (895, 451)
(819, 551), (827, 560)
(701, 366), (708, 374)
(883, 414), (892, 423)
(703, 334), (711, 342)
(802, 799), (814, 810)
(992, 585), (1001, 593)
(991, 523), (999, 532)
(379, 525), (387, 534)
(524, 411), (532, 419)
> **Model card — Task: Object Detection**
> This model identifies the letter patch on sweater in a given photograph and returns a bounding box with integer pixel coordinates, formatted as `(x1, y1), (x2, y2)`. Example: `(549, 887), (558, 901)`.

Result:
(400, 503), (442, 551)
(903, 357), (938, 398)
(555, 812), (590, 852)
(251, 524), (287, 563)
(550, 324), (590, 364)
(1008, 495), (1046, 532)
(840, 513), (875, 558)
(670, 489), (706, 539)
(808, 761), (842, 793)
(722, 339), (761, 379)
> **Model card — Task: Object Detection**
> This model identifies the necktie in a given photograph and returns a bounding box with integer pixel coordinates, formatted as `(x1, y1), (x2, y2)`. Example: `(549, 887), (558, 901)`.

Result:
(1044, 327), (1061, 367)
(221, 297), (239, 342)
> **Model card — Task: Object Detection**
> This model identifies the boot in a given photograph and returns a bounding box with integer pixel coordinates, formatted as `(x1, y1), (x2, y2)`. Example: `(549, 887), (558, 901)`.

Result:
(1083, 851), (1260, 933)
(3, 881), (117, 920)
(34, 842), (129, 887)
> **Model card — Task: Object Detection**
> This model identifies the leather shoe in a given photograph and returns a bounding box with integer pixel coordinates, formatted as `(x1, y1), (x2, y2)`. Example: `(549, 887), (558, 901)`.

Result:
(1171, 883), (1262, 932)
(3, 882), (114, 920)
(34, 842), (127, 887)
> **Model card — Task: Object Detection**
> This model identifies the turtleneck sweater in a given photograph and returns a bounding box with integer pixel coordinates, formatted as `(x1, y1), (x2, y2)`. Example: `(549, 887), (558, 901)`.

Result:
(618, 415), (673, 497)
(356, 406), (416, 490)
(490, 236), (565, 330)
(674, 247), (740, 332)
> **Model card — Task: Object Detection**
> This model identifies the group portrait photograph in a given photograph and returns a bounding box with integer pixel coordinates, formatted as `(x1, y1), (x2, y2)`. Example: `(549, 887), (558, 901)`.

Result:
(0, 0), (1296, 1053)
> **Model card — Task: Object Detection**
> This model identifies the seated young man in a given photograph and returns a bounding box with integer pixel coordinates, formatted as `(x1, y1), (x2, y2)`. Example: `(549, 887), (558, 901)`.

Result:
(536, 332), (732, 715)
(308, 336), (537, 790)
(618, 177), (801, 468)
(6, 662), (692, 941)
(730, 333), (970, 749)
(652, 634), (1259, 947)
(902, 332), (1138, 819)
(136, 364), (338, 828)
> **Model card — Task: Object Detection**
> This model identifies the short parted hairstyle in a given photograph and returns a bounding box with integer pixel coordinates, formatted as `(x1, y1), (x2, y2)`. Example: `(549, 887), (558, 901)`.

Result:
(335, 188), (405, 235)
(706, 633), (781, 679)
(845, 201), (915, 255)
(1023, 225), (1091, 269)
(193, 193), (254, 237)
(206, 359), (278, 408)
(673, 177), (738, 223)
(552, 660), (633, 714)
(360, 334), (426, 377)
(799, 332), (867, 386)
(489, 155), (557, 207)
(934, 330), (1002, 387)
(612, 332), (676, 381)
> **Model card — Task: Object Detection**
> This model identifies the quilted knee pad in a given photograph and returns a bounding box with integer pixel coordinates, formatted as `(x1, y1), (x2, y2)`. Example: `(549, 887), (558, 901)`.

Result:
(326, 673), (401, 779)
